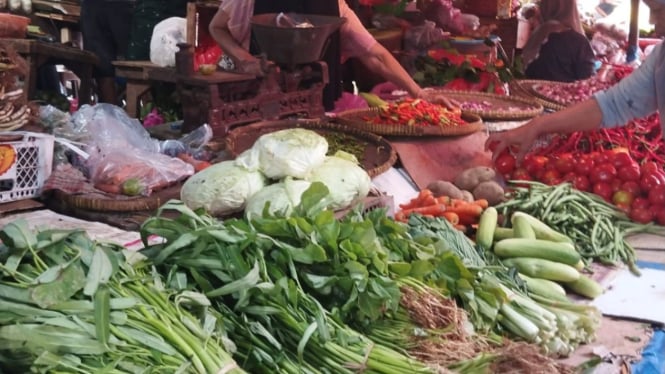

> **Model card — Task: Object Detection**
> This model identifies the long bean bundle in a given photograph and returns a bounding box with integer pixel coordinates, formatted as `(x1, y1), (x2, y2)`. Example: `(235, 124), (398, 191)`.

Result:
(496, 181), (665, 273)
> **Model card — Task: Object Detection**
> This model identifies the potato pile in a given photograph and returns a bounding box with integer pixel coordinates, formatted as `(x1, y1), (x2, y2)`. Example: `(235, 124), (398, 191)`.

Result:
(427, 166), (506, 206)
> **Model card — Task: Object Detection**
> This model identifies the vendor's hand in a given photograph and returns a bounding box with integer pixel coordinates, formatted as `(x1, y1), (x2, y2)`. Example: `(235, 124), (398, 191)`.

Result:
(236, 57), (276, 77)
(417, 89), (459, 110)
(484, 119), (542, 163)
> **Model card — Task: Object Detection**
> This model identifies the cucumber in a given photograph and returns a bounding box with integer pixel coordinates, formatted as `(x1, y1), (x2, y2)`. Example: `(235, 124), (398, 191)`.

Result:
(476, 207), (498, 250)
(518, 273), (569, 302)
(503, 257), (580, 283)
(564, 274), (604, 299)
(493, 238), (581, 267)
(493, 227), (514, 241)
(512, 215), (536, 239)
(511, 212), (573, 244)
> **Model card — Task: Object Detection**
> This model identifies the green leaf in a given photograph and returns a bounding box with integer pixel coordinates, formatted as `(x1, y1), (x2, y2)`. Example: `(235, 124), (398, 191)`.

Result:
(0, 219), (37, 251)
(116, 326), (178, 355)
(30, 263), (86, 308)
(345, 261), (369, 292)
(94, 285), (111, 346)
(153, 232), (199, 264)
(296, 182), (331, 217)
(0, 324), (108, 355)
(409, 260), (435, 279)
(302, 273), (338, 295)
(83, 247), (114, 296)
(206, 262), (260, 298)
(388, 262), (412, 277)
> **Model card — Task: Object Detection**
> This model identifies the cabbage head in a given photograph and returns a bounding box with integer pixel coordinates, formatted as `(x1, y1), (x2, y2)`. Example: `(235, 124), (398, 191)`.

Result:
(180, 160), (267, 216)
(244, 179), (314, 219)
(306, 153), (371, 210)
(236, 128), (328, 179)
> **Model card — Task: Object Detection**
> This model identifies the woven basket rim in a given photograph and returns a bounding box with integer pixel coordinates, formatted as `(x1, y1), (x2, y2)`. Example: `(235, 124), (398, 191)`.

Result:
(425, 88), (544, 120)
(51, 182), (182, 212)
(225, 119), (398, 178)
(510, 80), (567, 111)
(335, 107), (484, 137)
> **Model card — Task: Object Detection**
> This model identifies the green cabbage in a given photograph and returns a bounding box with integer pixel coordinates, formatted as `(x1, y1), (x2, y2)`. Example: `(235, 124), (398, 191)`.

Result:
(244, 179), (314, 219)
(235, 128), (328, 179)
(180, 160), (267, 216)
(306, 153), (371, 210)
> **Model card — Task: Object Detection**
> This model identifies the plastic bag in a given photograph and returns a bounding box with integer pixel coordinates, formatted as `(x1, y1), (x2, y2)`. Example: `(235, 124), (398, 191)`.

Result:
(150, 17), (187, 67)
(70, 104), (194, 195)
(404, 21), (448, 51)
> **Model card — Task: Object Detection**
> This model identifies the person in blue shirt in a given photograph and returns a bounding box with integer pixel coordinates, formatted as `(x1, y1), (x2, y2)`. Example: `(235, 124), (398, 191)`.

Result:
(486, 41), (665, 161)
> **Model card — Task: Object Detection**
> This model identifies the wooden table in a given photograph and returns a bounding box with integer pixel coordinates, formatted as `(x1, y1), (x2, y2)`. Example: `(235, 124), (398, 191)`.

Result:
(0, 38), (98, 105)
(112, 60), (179, 118)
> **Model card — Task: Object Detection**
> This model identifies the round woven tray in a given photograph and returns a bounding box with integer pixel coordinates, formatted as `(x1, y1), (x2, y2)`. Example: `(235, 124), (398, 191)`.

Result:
(51, 182), (182, 213)
(225, 119), (398, 178)
(509, 80), (567, 111)
(335, 108), (484, 137)
(425, 89), (544, 121)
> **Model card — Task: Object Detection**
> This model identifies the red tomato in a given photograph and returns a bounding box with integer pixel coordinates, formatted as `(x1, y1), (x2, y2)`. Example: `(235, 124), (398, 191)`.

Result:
(641, 161), (662, 175)
(632, 197), (651, 210)
(630, 207), (654, 224)
(590, 163), (617, 184)
(592, 182), (613, 201)
(511, 168), (532, 181)
(640, 172), (663, 191)
(656, 209), (665, 226)
(649, 205), (662, 219)
(572, 175), (591, 191)
(615, 202), (631, 215)
(562, 171), (577, 182)
(611, 178), (623, 193)
(621, 181), (642, 197)
(592, 151), (610, 165)
(494, 153), (517, 175)
(574, 157), (594, 176)
(612, 190), (635, 206)
(554, 154), (575, 174)
(524, 156), (549, 178)
(612, 152), (634, 168)
(617, 164), (641, 181)
(541, 169), (561, 185)
(648, 185), (665, 205)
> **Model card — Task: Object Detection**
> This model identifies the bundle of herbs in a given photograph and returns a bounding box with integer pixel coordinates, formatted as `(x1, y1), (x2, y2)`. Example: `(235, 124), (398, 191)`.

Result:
(0, 220), (242, 374)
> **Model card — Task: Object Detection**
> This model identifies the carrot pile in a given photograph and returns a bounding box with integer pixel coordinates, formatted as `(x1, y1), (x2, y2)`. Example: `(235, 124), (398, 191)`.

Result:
(394, 189), (488, 230)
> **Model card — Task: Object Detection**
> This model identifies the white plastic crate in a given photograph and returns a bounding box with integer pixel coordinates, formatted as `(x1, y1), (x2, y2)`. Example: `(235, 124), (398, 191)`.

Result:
(0, 132), (54, 203)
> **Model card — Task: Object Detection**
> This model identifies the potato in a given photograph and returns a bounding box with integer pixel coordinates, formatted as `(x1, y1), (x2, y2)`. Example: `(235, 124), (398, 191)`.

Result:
(472, 180), (505, 206)
(460, 190), (474, 202)
(427, 180), (463, 199)
(453, 167), (497, 191)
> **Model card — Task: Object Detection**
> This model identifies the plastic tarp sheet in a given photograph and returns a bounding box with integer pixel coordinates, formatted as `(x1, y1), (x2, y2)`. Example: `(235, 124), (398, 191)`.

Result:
(632, 261), (665, 374)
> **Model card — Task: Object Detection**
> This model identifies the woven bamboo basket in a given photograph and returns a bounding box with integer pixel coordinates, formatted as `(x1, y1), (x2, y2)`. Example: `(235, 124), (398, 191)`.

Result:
(225, 119), (398, 178)
(426, 89), (544, 120)
(509, 80), (567, 111)
(52, 182), (182, 212)
(335, 108), (484, 137)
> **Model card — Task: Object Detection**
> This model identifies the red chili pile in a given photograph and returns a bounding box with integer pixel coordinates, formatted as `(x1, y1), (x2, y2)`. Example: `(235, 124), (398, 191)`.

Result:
(365, 98), (467, 127)
(532, 114), (665, 165)
(495, 148), (665, 225)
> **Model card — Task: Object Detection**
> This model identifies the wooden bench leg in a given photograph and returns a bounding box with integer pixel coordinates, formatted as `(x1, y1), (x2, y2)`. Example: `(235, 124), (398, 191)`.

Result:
(124, 80), (151, 118)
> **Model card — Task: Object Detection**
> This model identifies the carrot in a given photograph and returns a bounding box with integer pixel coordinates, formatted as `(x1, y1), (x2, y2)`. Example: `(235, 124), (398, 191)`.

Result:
(445, 204), (483, 217)
(441, 211), (460, 225)
(394, 211), (407, 222)
(473, 199), (489, 209)
(401, 204), (447, 217)
(95, 183), (122, 195)
(420, 195), (436, 207)
(435, 196), (452, 205)
(457, 213), (480, 226)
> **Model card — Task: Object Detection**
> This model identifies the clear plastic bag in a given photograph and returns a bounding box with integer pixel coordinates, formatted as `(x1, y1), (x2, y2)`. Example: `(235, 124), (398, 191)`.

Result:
(404, 21), (447, 51)
(71, 104), (194, 195)
(150, 17), (187, 67)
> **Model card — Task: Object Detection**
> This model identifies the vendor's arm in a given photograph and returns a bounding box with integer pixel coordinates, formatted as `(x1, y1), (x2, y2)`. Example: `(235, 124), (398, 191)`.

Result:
(487, 42), (665, 161)
(209, 1), (263, 75)
(337, 1), (422, 99)
(594, 43), (663, 128)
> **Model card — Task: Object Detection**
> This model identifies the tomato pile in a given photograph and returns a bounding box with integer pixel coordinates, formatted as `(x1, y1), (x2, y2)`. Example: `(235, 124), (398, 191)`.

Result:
(494, 148), (665, 225)
(365, 98), (467, 127)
